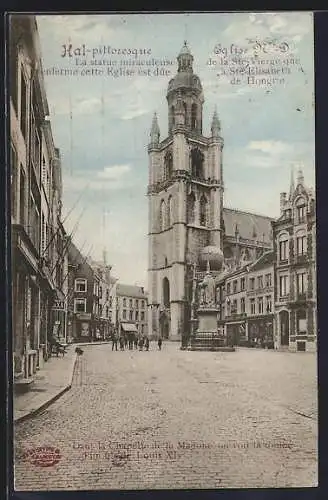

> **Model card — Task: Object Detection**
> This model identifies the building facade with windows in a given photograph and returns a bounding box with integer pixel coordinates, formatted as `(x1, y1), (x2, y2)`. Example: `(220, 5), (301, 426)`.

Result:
(223, 251), (274, 347)
(114, 284), (148, 337)
(67, 242), (101, 342)
(10, 14), (68, 385)
(272, 170), (316, 352)
(89, 259), (116, 339)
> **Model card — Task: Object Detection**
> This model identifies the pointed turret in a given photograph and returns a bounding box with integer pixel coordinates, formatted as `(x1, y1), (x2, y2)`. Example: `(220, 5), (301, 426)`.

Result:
(150, 112), (160, 146)
(289, 166), (295, 199)
(297, 167), (304, 186)
(211, 107), (221, 137)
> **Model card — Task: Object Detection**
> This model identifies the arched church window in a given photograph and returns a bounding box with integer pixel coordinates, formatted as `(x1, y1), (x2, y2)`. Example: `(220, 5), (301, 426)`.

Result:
(191, 148), (204, 179)
(160, 199), (166, 231)
(191, 103), (197, 129)
(187, 192), (196, 224)
(167, 195), (173, 227)
(163, 277), (170, 308)
(164, 151), (173, 179)
(200, 194), (208, 227)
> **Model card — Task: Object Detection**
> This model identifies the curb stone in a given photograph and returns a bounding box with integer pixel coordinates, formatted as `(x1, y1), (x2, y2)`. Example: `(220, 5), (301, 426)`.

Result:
(14, 351), (78, 424)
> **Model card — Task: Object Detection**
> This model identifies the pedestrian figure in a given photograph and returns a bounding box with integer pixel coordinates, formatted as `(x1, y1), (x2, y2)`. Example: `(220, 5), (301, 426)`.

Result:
(138, 336), (144, 351)
(119, 336), (125, 350)
(145, 336), (150, 351)
(134, 335), (138, 349)
(158, 337), (162, 350)
(124, 335), (128, 348)
(112, 332), (118, 351)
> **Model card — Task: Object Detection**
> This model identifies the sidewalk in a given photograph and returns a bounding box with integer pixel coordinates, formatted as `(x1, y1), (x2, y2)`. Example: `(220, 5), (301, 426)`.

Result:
(13, 345), (78, 423)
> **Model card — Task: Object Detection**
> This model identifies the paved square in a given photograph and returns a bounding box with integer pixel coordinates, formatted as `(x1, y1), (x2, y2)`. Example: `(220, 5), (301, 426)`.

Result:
(14, 343), (318, 490)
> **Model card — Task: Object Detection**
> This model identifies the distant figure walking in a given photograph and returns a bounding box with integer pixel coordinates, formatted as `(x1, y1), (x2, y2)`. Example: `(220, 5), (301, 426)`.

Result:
(158, 337), (162, 350)
(119, 336), (125, 351)
(134, 335), (138, 349)
(112, 332), (118, 351)
(144, 337), (150, 351)
(138, 336), (144, 351)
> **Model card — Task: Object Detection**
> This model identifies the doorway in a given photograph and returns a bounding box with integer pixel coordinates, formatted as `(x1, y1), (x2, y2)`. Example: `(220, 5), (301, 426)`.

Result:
(280, 310), (289, 346)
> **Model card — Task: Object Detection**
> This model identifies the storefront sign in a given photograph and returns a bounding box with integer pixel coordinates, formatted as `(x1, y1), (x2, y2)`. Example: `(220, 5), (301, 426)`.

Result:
(52, 300), (66, 311)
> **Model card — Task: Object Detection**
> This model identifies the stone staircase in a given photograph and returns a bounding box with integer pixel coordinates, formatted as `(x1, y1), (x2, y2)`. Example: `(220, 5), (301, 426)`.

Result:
(188, 332), (235, 352)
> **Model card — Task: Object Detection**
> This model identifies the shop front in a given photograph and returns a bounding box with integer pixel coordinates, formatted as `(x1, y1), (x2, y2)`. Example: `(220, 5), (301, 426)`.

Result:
(74, 312), (92, 342)
(248, 314), (274, 348)
(226, 319), (247, 346)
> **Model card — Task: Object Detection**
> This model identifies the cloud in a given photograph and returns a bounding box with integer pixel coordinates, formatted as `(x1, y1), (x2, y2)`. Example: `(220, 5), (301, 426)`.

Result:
(222, 12), (313, 47)
(247, 140), (291, 155)
(98, 164), (131, 179)
(63, 164), (132, 193)
(37, 14), (128, 45)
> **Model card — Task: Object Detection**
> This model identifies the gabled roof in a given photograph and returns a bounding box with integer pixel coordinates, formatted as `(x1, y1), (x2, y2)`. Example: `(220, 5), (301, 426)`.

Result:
(222, 207), (275, 243)
(249, 250), (274, 271)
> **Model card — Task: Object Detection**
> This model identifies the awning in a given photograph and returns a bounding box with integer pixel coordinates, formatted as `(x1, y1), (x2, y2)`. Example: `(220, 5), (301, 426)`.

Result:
(121, 323), (138, 332)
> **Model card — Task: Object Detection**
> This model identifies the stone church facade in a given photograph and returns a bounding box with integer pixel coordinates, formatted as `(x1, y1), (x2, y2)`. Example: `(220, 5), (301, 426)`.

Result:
(147, 42), (274, 340)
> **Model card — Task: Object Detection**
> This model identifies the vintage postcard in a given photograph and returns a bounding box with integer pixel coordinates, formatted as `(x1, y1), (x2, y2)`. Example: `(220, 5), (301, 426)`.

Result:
(10, 11), (317, 491)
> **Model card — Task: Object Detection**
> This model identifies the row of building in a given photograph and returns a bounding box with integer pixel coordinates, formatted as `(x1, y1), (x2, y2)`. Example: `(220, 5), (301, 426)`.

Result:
(10, 15), (148, 389)
(207, 170), (316, 353)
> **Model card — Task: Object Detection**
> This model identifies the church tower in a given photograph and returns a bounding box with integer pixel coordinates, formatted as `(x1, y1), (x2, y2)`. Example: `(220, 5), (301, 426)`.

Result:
(147, 42), (224, 341)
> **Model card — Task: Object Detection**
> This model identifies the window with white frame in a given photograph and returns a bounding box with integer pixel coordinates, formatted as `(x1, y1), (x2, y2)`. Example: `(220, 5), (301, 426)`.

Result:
(258, 297), (264, 314)
(75, 278), (87, 292)
(266, 295), (272, 313)
(258, 276), (263, 289)
(279, 239), (288, 261)
(297, 272), (307, 296)
(265, 273), (272, 287)
(279, 275), (289, 297)
(74, 298), (86, 313)
(241, 297), (245, 313)
(250, 298), (256, 315)
(296, 234), (307, 255)
(296, 204), (306, 223)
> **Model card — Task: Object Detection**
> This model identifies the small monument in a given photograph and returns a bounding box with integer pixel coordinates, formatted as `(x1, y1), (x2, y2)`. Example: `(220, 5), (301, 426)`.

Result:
(188, 259), (235, 352)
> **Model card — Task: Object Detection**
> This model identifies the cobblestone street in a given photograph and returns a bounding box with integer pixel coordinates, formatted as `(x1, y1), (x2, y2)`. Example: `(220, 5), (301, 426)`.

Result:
(14, 343), (318, 490)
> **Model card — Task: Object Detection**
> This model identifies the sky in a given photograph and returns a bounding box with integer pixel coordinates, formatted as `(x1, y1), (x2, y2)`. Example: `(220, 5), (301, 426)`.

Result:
(36, 12), (315, 287)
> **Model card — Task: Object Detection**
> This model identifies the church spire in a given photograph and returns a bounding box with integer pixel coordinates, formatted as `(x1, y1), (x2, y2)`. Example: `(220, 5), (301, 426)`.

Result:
(150, 112), (160, 146)
(289, 165), (295, 199)
(211, 106), (221, 137)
